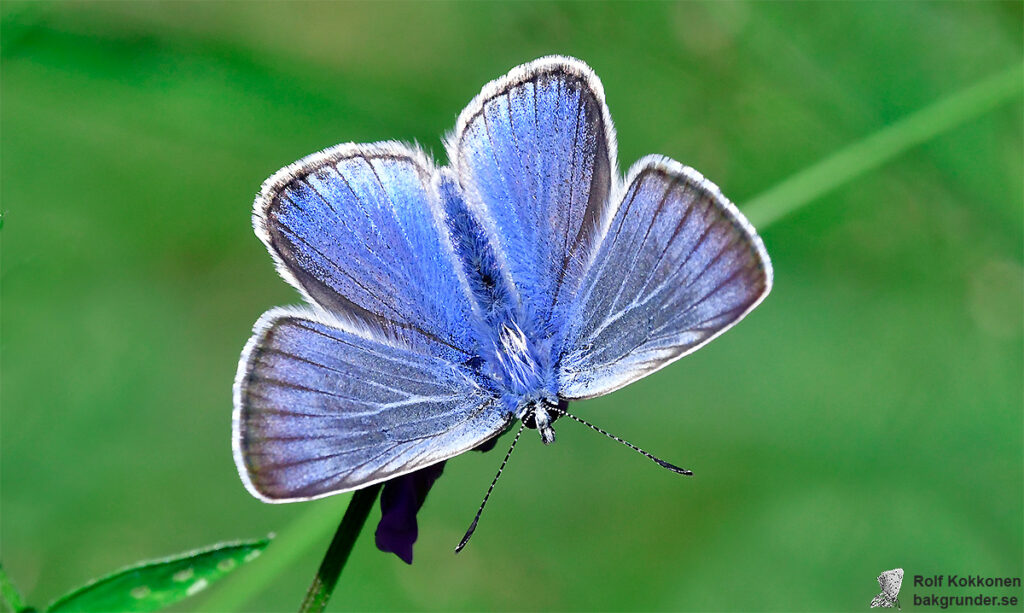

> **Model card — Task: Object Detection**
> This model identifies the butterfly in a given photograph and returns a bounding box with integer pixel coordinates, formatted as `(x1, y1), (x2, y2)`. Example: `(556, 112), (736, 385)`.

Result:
(232, 56), (772, 541)
(871, 568), (904, 609)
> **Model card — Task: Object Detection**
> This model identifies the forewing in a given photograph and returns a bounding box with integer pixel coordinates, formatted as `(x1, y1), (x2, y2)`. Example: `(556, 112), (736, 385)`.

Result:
(233, 308), (512, 502)
(558, 156), (772, 399)
(879, 569), (904, 599)
(446, 56), (617, 335)
(255, 141), (476, 361)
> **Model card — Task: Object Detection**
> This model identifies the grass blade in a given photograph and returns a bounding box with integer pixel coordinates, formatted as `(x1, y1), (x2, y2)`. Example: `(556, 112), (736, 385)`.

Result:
(743, 62), (1024, 228)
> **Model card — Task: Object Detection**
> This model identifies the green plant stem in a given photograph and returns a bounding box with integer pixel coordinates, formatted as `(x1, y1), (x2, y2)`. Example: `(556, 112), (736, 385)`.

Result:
(742, 61), (1023, 228)
(0, 564), (27, 613)
(297, 484), (382, 613)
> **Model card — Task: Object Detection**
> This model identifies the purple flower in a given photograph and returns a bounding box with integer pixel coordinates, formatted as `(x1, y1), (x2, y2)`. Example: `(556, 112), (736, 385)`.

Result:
(375, 437), (500, 563)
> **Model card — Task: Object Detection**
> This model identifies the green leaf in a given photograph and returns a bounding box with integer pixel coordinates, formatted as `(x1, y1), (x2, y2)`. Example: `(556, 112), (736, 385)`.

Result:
(1, 564), (29, 612)
(46, 538), (270, 613)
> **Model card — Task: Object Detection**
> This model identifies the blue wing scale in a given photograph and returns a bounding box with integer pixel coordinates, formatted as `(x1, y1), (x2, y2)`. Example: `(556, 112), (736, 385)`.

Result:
(233, 308), (511, 502)
(254, 142), (477, 362)
(446, 57), (618, 341)
(558, 156), (772, 399)
(235, 56), (773, 506)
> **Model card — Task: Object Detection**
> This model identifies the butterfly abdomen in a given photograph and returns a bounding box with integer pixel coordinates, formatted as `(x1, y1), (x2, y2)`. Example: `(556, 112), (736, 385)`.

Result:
(438, 172), (516, 324)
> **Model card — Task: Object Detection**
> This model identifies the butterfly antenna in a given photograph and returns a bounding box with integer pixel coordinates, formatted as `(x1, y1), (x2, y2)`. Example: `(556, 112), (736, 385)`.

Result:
(455, 422), (526, 553)
(550, 404), (693, 476)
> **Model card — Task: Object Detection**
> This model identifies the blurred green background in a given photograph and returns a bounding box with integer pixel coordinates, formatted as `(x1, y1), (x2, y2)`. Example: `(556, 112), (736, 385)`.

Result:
(3, 2), (1021, 611)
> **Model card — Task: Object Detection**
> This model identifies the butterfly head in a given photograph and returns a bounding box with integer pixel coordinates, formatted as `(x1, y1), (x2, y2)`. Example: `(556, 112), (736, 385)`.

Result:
(521, 398), (566, 445)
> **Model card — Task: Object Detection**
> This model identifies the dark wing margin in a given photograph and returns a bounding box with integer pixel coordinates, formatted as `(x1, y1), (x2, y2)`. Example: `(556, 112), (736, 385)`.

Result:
(445, 56), (619, 336)
(558, 155), (772, 399)
(233, 307), (513, 502)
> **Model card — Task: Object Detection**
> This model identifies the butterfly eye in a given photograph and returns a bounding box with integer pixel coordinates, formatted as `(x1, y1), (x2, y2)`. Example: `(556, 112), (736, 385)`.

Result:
(521, 407), (561, 430)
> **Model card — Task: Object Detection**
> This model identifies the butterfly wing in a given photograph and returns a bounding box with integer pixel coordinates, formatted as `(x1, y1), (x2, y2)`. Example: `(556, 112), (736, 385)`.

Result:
(445, 56), (617, 339)
(234, 308), (512, 502)
(879, 569), (904, 600)
(870, 594), (895, 608)
(558, 156), (772, 399)
(239, 142), (509, 500)
(254, 141), (477, 362)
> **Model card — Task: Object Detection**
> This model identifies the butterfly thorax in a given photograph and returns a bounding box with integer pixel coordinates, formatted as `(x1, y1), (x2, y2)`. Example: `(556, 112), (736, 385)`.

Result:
(494, 321), (540, 391)
(440, 171), (561, 431)
(489, 319), (561, 444)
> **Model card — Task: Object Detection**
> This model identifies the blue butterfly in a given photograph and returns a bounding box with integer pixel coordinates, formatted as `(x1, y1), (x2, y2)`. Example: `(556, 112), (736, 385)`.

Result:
(233, 56), (772, 548)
